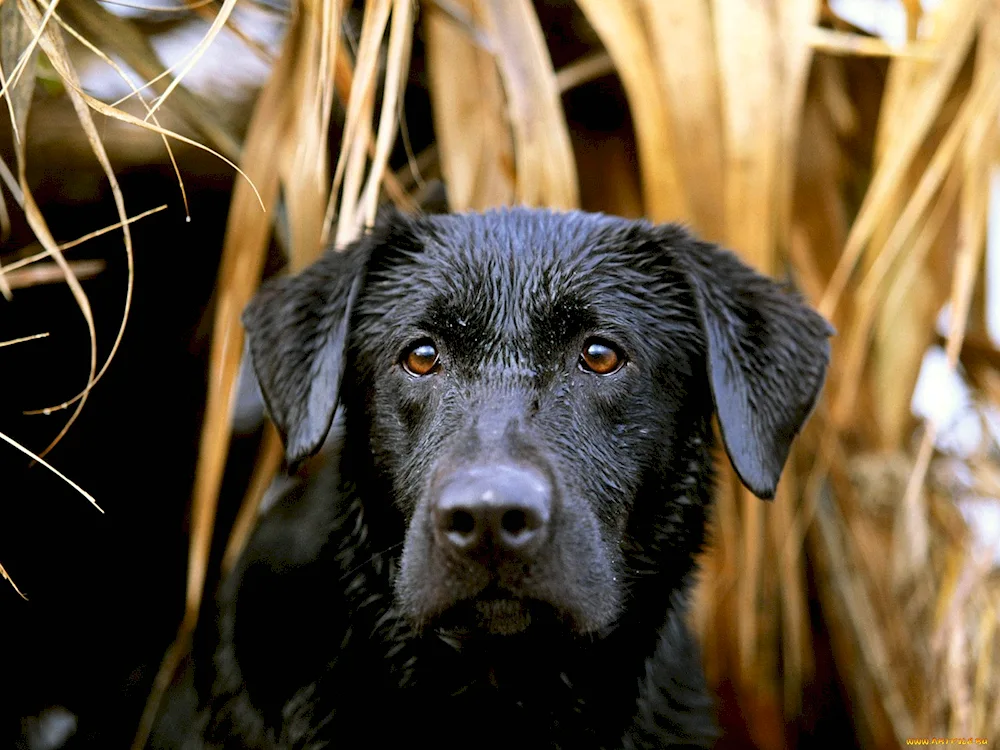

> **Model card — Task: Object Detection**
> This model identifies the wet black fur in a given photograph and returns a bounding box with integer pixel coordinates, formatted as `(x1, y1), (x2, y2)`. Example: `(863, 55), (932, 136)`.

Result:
(149, 209), (832, 750)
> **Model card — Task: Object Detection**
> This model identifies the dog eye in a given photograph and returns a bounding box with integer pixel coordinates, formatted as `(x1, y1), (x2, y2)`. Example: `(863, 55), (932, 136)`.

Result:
(402, 340), (440, 376)
(579, 339), (625, 375)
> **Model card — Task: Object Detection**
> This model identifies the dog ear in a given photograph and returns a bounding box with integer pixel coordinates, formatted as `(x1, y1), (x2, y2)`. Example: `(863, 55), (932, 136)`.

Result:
(660, 227), (834, 499)
(242, 245), (368, 467)
(242, 213), (422, 467)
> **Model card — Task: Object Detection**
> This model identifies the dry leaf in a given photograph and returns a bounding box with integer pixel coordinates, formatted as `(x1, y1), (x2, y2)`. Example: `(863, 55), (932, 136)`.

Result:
(574, 0), (690, 223)
(425, 0), (515, 211)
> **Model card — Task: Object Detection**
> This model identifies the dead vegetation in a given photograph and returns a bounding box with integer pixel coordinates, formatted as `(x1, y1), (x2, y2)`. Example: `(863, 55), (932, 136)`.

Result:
(2, 1), (999, 747)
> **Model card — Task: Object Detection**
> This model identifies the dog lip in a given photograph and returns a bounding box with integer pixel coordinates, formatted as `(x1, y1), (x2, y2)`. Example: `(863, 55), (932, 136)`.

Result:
(428, 592), (537, 636)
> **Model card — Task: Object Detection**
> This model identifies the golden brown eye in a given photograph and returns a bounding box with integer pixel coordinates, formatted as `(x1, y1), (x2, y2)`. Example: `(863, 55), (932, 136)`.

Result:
(402, 340), (440, 376)
(580, 339), (624, 375)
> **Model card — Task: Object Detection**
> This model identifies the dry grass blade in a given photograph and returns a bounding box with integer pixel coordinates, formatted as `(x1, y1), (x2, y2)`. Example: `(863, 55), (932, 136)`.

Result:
(7, 0), (99, 451)
(641, 0), (723, 238)
(864, 78), (994, 302)
(60, 0), (240, 161)
(0, 429), (103, 512)
(0, 559), (28, 600)
(0, 332), (49, 347)
(973, 604), (997, 732)
(872, 163), (961, 447)
(318, 0), (339, 153)
(831, 175), (955, 432)
(712, 0), (785, 702)
(331, 0), (388, 246)
(479, 0), (578, 209)
(278, 0), (342, 266)
(820, 0), (985, 317)
(28, 56), (261, 210)
(775, 1), (822, 254)
(424, 0), (515, 211)
(0, 0), (36, 146)
(133, 0), (352, 748)
(713, 0), (784, 270)
(19, 1), (204, 414)
(330, 0), (391, 209)
(574, 0), (690, 222)
(0, 187), (16, 289)
(772, 8), (825, 691)
(554, 50), (613, 93)
(141, 0), (238, 121)
(358, 0), (414, 227)
(813, 492), (916, 744)
(18, 0), (134, 457)
(807, 26), (936, 59)
(100, 0), (217, 13)
(184, 32), (290, 631)
(0, 0), (58, 102)
(139, 0), (413, 737)
(219, 0), (421, 624)
(6, 259), (105, 289)
(15, 192), (96, 446)
(333, 62), (376, 244)
(832, 64), (1000, 428)
(51, 11), (190, 218)
(133, 15), (302, 749)
(797, 8), (1000, 742)
(938, 25), (997, 374)
(221, 426), (284, 573)
(774, 465), (811, 713)
(190, 0), (273, 65)
(0, 0), (37, 302)
(140, 121), (258, 208)
(132, 634), (191, 750)
(896, 16), (999, 587)
(0, 249), (10, 301)
(1, 205), (167, 277)
(0, 152), (24, 202)
(427, 0), (495, 49)
(0, 186), (10, 242)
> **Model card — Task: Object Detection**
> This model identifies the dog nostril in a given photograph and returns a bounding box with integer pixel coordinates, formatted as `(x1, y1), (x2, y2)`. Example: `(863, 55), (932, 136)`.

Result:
(448, 510), (476, 535)
(501, 509), (529, 536)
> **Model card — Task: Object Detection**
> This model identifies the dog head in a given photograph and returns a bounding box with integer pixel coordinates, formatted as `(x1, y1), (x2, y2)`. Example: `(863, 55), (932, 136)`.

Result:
(244, 209), (832, 637)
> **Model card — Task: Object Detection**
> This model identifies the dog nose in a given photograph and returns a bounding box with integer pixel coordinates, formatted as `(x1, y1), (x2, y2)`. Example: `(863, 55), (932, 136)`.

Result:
(433, 466), (552, 558)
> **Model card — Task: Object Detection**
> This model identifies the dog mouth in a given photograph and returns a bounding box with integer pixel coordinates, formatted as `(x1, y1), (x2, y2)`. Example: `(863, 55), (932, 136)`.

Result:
(427, 588), (564, 637)
(473, 597), (532, 635)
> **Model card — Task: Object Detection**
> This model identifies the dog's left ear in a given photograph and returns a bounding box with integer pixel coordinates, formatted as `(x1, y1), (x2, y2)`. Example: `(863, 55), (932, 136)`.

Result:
(660, 227), (834, 499)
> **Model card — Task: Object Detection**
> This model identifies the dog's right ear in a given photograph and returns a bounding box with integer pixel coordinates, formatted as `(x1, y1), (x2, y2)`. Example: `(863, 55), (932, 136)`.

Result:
(243, 213), (422, 467)
(242, 244), (369, 467)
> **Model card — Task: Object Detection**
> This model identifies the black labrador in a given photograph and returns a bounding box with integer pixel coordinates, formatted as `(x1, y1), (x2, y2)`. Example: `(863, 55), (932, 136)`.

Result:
(150, 208), (832, 749)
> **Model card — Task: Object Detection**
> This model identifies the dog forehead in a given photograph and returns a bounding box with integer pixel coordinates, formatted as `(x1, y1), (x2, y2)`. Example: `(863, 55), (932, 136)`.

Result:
(410, 210), (650, 305)
(424, 208), (627, 268)
(356, 209), (695, 358)
(394, 214), (614, 334)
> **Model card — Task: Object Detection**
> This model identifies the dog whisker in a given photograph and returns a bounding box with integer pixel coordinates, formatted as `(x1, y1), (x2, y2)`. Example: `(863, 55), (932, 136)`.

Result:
(337, 541), (405, 583)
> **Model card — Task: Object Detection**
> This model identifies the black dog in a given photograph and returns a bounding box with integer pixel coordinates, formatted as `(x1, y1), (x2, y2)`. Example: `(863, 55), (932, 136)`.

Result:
(150, 209), (831, 749)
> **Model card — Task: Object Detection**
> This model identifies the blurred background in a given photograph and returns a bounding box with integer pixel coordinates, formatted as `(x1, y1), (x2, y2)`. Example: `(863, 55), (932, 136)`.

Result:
(1, 0), (998, 747)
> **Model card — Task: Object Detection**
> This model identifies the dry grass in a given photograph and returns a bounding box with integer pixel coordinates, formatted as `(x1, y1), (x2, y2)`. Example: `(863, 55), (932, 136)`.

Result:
(3, 0), (1000, 747)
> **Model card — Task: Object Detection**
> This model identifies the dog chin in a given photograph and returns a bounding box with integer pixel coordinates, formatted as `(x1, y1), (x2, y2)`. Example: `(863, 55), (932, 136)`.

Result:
(418, 593), (609, 639)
